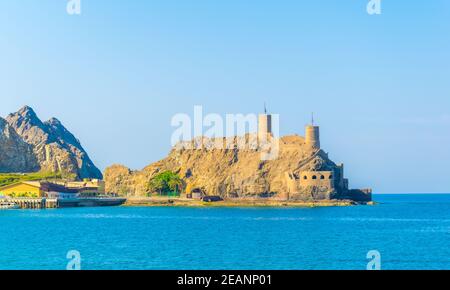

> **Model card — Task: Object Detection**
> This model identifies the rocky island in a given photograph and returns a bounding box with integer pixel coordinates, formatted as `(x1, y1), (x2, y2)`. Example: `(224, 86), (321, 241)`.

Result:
(104, 112), (372, 206)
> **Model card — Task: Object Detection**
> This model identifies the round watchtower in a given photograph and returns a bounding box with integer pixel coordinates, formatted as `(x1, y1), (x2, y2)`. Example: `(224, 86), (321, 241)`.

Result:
(305, 125), (320, 150)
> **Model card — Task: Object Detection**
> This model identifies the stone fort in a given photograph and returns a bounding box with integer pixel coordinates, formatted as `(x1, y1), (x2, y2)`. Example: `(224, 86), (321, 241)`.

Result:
(104, 108), (372, 203)
(257, 110), (371, 201)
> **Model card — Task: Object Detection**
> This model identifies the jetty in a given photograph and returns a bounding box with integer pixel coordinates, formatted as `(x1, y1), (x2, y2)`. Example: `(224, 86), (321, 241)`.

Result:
(5, 198), (58, 209)
(0, 179), (126, 209)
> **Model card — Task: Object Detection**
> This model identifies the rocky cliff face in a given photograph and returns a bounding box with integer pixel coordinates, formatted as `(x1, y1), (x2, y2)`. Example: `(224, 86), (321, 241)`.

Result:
(1, 106), (102, 179)
(104, 135), (355, 200)
(0, 117), (39, 173)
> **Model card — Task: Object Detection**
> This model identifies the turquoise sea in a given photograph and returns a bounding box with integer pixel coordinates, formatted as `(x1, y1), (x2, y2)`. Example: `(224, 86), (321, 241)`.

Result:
(1, 194), (449, 270)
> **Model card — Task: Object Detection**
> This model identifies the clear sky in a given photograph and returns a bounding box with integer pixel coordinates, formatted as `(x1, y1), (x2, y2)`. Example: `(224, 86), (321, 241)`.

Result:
(1, 1), (449, 193)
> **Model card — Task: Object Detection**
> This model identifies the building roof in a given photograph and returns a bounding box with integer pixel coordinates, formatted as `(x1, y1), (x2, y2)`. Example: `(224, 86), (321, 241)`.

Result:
(40, 182), (79, 193)
(0, 181), (79, 193)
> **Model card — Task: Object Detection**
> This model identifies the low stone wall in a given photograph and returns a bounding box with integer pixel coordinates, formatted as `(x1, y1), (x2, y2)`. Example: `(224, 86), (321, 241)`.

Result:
(341, 189), (372, 202)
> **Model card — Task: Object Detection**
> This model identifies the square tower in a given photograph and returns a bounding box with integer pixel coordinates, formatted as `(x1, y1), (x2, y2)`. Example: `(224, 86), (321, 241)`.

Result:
(258, 114), (272, 142)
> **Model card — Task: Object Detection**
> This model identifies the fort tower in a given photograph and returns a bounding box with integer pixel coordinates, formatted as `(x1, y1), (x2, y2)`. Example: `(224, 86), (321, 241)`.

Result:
(305, 114), (320, 150)
(258, 104), (272, 142)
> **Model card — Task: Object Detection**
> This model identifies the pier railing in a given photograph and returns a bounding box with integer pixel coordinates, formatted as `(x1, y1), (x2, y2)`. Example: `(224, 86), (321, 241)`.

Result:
(5, 198), (58, 209)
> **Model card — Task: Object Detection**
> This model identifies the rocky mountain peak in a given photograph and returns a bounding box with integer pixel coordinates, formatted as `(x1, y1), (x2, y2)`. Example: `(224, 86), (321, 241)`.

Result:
(13, 105), (42, 125)
(45, 117), (62, 126)
(6, 105), (47, 138)
(1, 106), (102, 179)
(44, 117), (82, 149)
(17, 105), (35, 115)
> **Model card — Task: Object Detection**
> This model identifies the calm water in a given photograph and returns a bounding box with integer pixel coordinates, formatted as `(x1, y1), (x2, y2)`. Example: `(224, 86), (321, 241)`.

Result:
(1, 194), (449, 270)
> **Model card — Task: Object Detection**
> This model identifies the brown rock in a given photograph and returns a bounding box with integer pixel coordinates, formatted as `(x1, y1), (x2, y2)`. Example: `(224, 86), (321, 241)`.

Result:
(104, 134), (353, 200)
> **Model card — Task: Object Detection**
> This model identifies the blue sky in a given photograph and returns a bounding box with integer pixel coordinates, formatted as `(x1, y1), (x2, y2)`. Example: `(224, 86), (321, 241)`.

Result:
(0, 0), (449, 193)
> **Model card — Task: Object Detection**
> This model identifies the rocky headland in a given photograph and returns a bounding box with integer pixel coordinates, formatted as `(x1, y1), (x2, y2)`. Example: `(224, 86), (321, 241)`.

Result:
(104, 130), (372, 203)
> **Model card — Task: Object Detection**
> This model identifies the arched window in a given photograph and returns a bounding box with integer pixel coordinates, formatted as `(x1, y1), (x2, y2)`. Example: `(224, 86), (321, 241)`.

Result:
(312, 175), (317, 180)
(303, 176), (308, 180)
(320, 175), (325, 179)
(329, 175), (333, 179)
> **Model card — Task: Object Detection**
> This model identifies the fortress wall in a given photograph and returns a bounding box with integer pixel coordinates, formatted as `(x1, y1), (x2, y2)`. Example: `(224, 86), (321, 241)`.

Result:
(334, 164), (347, 190)
(285, 170), (336, 195)
(299, 171), (335, 189)
(285, 173), (298, 193)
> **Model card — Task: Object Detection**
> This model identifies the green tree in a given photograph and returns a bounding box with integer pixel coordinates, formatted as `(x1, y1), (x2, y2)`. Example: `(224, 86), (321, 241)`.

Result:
(147, 171), (184, 196)
(147, 176), (167, 195)
(168, 175), (183, 193)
